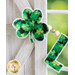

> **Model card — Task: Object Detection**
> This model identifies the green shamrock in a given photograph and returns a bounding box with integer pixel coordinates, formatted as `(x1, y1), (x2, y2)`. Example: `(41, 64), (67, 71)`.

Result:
(13, 8), (49, 43)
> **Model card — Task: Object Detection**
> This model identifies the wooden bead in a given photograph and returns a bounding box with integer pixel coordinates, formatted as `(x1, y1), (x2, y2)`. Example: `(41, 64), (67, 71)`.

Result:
(7, 60), (21, 74)
(55, 31), (60, 36)
(51, 28), (55, 33)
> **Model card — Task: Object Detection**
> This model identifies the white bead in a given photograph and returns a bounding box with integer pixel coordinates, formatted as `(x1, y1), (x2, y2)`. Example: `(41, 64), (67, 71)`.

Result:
(55, 31), (60, 36)
(48, 25), (52, 31)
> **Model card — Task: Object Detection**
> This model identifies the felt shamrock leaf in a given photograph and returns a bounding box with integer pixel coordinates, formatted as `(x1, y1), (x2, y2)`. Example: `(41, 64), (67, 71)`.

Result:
(13, 8), (49, 43)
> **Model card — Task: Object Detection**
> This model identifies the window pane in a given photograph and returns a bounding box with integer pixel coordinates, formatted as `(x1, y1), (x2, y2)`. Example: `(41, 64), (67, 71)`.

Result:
(47, 14), (68, 52)
(47, 14), (68, 75)
(47, 0), (68, 10)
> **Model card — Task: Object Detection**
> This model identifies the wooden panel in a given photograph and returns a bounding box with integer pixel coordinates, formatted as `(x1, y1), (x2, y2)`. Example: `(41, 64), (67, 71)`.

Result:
(25, 49), (35, 75)
(6, 0), (13, 24)
(28, 0), (34, 9)
(24, 0), (35, 75)
(6, 0), (34, 75)
(13, 0), (32, 13)
(34, 0), (47, 75)
(6, 0), (25, 74)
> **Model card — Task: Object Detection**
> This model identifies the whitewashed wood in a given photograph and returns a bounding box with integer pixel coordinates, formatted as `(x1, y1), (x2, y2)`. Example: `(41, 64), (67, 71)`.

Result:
(13, 2), (25, 75)
(7, 37), (34, 74)
(25, 49), (35, 75)
(6, 1), (24, 75)
(34, 0), (47, 75)
(24, 0), (35, 74)
(15, 38), (34, 65)
(13, 0), (35, 75)
(6, 0), (13, 24)
(6, 24), (25, 75)
(13, 0), (32, 13)
(6, 1), (23, 75)
(7, 0), (35, 75)
(6, 0), (25, 74)
(47, 10), (68, 14)
(28, 0), (34, 9)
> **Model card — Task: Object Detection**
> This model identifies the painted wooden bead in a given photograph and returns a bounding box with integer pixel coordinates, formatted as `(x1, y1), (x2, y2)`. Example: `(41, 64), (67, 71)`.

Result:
(55, 31), (60, 36)
(7, 60), (21, 74)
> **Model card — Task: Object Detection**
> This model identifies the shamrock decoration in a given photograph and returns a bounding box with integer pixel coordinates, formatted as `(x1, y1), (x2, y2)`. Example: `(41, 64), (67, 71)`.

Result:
(13, 8), (49, 43)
